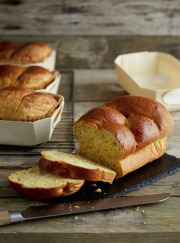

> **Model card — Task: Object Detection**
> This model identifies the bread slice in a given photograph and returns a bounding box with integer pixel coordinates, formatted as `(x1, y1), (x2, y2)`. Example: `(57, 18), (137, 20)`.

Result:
(39, 151), (116, 183)
(8, 166), (84, 200)
(73, 122), (132, 173)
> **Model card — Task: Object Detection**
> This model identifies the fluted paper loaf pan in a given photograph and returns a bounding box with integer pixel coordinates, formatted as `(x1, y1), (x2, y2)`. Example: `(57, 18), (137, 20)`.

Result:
(115, 51), (180, 111)
(0, 95), (64, 146)
(35, 71), (61, 95)
(0, 50), (56, 71)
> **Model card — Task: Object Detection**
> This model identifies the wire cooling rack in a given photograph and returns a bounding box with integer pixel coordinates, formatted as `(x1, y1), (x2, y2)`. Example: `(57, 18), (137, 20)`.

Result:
(0, 70), (75, 155)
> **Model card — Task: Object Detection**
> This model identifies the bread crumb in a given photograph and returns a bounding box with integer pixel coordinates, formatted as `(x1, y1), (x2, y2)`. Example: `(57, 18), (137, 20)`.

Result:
(92, 206), (94, 209)
(75, 205), (80, 209)
(134, 206), (140, 211)
(95, 188), (102, 193)
(143, 222), (147, 225)
(75, 215), (78, 220)
(91, 184), (97, 187)
(141, 210), (145, 214)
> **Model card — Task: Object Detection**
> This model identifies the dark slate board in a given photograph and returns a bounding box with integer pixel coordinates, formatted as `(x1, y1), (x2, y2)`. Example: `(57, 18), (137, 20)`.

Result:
(45, 153), (180, 203)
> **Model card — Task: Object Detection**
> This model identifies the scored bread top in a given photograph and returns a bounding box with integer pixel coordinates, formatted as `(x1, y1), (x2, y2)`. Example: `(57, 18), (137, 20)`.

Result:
(8, 166), (84, 200)
(0, 87), (62, 121)
(0, 65), (58, 90)
(0, 41), (52, 63)
(39, 151), (116, 183)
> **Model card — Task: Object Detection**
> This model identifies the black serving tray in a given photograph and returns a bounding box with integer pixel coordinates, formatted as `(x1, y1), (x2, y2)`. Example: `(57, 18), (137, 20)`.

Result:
(46, 153), (180, 203)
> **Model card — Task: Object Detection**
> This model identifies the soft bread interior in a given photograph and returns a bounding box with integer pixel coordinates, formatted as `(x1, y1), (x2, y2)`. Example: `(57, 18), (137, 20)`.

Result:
(41, 150), (115, 173)
(8, 166), (82, 188)
(74, 123), (166, 177)
(40, 151), (116, 183)
(73, 123), (124, 172)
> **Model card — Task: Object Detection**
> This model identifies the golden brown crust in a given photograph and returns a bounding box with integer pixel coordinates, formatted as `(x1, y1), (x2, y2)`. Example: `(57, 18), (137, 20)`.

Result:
(0, 87), (61, 121)
(0, 87), (32, 120)
(0, 65), (56, 90)
(126, 115), (160, 149)
(0, 41), (52, 63)
(73, 106), (137, 158)
(8, 176), (84, 200)
(99, 122), (137, 158)
(61, 180), (85, 196)
(76, 106), (126, 126)
(116, 137), (166, 177)
(73, 96), (173, 178)
(39, 153), (116, 183)
(104, 96), (174, 140)
(0, 41), (20, 60)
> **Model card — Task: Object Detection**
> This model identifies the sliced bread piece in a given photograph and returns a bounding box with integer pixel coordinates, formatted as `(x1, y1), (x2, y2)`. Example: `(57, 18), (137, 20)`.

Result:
(8, 166), (84, 200)
(39, 151), (116, 183)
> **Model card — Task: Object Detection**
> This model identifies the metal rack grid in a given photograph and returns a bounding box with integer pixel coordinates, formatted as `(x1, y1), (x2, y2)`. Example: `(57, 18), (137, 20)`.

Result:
(0, 70), (75, 155)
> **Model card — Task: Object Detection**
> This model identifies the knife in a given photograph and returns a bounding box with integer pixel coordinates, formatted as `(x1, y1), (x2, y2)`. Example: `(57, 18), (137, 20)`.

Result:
(0, 193), (170, 226)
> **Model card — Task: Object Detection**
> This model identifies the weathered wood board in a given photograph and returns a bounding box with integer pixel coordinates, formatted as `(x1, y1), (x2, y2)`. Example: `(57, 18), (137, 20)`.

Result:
(0, 0), (180, 240)
(0, 70), (180, 243)
(0, 0), (180, 36)
(1, 35), (180, 69)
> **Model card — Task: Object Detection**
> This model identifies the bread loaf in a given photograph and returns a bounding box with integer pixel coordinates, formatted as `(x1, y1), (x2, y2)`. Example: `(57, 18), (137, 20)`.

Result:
(0, 65), (59, 90)
(8, 167), (84, 200)
(0, 87), (62, 121)
(39, 151), (116, 183)
(0, 41), (52, 63)
(73, 96), (174, 177)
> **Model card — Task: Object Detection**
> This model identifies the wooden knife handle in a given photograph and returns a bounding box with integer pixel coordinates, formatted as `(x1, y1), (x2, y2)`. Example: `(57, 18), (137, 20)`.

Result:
(0, 211), (11, 226)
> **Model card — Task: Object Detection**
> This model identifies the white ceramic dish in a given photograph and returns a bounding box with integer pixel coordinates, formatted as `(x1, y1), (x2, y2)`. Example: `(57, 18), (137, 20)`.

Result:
(115, 51), (180, 111)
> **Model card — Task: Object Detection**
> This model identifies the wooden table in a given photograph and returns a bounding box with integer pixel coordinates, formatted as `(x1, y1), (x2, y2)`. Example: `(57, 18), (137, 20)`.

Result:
(0, 69), (180, 243)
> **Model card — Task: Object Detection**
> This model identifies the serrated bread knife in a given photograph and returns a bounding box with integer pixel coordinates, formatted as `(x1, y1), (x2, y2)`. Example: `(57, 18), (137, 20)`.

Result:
(0, 193), (170, 226)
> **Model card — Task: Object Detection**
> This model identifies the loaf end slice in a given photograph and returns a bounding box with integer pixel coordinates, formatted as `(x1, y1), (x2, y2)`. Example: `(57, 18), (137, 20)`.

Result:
(39, 151), (116, 183)
(8, 166), (84, 200)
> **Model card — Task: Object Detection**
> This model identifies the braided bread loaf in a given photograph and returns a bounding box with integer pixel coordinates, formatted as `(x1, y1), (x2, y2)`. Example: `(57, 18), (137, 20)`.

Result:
(73, 96), (174, 177)
(0, 87), (62, 121)
(0, 65), (58, 90)
(0, 41), (52, 63)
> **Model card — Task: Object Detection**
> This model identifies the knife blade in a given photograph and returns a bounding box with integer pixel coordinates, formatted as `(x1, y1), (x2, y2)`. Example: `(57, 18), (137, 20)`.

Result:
(0, 193), (170, 226)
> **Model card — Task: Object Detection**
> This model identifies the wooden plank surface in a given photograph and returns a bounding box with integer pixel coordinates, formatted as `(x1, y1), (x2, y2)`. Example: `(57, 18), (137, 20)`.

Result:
(0, 1), (180, 240)
(0, 70), (180, 242)
(0, 197), (180, 234)
(1, 35), (180, 69)
(0, 197), (180, 243)
(0, 0), (180, 36)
